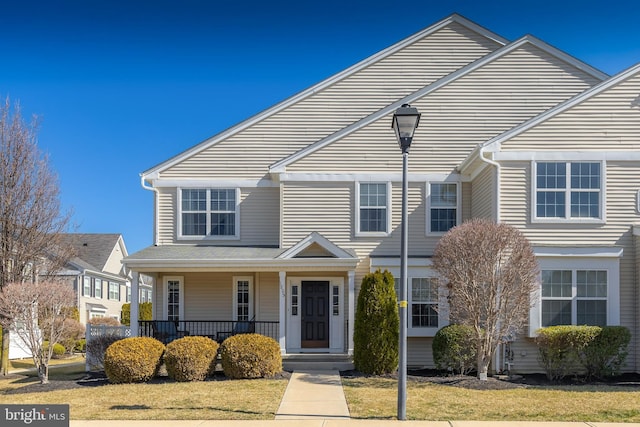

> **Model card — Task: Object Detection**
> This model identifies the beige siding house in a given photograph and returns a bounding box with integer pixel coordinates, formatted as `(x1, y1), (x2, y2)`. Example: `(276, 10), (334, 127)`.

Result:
(124, 14), (640, 373)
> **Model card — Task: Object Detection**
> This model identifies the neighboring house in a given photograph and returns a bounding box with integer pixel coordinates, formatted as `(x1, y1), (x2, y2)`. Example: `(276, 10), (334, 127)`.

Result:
(54, 233), (152, 324)
(123, 14), (640, 373)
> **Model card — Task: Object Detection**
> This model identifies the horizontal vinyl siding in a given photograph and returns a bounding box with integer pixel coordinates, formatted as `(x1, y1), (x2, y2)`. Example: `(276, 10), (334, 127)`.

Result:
(256, 272), (279, 322)
(501, 74), (640, 150)
(470, 166), (495, 219)
(159, 24), (500, 180)
(461, 182), (472, 222)
(500, 161), (640, 373)
(157, 187), (279, 246)
(288, 44), (598, 173)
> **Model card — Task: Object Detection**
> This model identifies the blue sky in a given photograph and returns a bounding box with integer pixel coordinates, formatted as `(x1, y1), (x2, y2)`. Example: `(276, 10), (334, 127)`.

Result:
(1, 0), (640, 254)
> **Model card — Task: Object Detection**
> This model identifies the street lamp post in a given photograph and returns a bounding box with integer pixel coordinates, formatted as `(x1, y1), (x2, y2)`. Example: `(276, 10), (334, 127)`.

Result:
(391, 103), (421, 421)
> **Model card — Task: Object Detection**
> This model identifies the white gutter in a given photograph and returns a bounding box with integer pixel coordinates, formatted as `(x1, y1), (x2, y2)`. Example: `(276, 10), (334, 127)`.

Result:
(140, 175), (159, 246)
(479, 146), (501, 223)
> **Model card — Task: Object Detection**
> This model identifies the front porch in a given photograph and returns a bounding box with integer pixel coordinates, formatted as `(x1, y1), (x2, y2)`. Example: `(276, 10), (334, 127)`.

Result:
(139, 320), (279, 344)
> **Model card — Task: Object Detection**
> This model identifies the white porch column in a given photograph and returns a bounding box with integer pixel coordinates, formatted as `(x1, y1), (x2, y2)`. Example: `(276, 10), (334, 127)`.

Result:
(130, 271), (140, 337)
(278, 271), (286, 355)
(348, 270), (355, 356)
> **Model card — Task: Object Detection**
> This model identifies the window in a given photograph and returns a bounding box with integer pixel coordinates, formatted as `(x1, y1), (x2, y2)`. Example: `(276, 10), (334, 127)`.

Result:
(429, 182), (458, 233)
(357, 182), (389, 234)
(291, 285), (299, 316)
(233, 276), (253, 321)
(164, 276), (183, 322)
(126, 286), (131, 303)
(535, 162), (602, 220)
(332, 285), (340, 316)
(108, 282), (120, 301)
(94, 279), (102, 299)
(179, 188), (239, 238)
(411, 278), (439, 328)
(83, 277), (92, 297)
(542, 269), (607, 327)
(530, 251), (621, 336)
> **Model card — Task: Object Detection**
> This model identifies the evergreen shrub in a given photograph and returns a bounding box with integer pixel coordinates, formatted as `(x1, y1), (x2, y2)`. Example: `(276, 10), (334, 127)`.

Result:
(220, 333), (281, 379)
(432, 324), (477, 375)
(104, 336), (164, 383)
(165, 336), (219, 381)
(353, 269), (399, 374)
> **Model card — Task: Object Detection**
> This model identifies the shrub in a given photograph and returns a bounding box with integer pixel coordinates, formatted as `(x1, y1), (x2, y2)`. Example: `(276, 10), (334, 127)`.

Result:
(581, 326), (631, 379)
(165, 336), (219, 381)
(535, 325), (600, 381)
(104, 337), (165, 383)
(88, 317), (121, 326)
(58, 318), (85, 354)
(86, 334), (124, 371)
(432, 324), (477, 375)
(121, 302), (153, 326)
(75, 338), (86, 353)
(43, 341), (66, 358)
(220, 334), (281, 379)
(353, 269), (399, 375)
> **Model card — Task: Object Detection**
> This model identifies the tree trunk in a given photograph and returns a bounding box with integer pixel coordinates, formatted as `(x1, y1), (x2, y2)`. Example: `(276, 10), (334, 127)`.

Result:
(477, 353), (489, 381)
(1, 327), (9, 376)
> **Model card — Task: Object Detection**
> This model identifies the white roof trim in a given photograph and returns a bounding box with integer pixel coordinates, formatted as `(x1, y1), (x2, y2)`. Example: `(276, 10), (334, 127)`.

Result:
(480, 62), (640, 154)
(533, 246), (623, 258)
(141, 14), (507, 180)
(278, 232), (357, 260)
(270, 35), (606, 173)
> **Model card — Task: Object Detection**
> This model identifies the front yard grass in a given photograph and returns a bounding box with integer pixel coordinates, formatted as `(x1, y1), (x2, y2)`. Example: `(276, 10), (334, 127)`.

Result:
(342, 376), (640, 422)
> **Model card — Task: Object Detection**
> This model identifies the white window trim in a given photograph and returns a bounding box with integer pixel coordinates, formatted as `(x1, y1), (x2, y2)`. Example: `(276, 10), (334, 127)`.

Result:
(529, 251), (621, 336)
(108, 282), (120, 301)
(355, 181), (392, 237)
(369, 259), (449, 337)
(426, 181), (461, 236)
(531, 160), (606, 224)
(94, 278), (102, 299)
(83, 276), (92, 297)
(177, 187), (240, 240)
(163, 276), (184, 321)
(232, 276), (254, 321)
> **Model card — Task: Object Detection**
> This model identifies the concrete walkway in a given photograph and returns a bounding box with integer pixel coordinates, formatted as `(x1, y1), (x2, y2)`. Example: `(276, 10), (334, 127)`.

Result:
(276, 370), (350, 420)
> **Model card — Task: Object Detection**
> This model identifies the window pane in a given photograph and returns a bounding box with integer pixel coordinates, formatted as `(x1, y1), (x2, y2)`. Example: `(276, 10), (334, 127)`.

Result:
(541, 270), (572, 298)
(537, 163), (566, 189)
(542, 300), (571, 326)
(411, 278), (438, 328)
(411, 304), (438, 327)
(431, 208), (456, 232)
(431, 183), (457, 207)
(571, 163), (600, 189)
(537, 191), (566, 218)
(577, 300), (606, 326)
(211, 213), (235, 236)
(360, 208), (386, 232)
(182, 189), (206, 211)
(576, 270), (607, 297)
(211, 189), (236, 211)
(182, 213), (206, 236)
(360, 183), (386, 207)
(570, 191), (599, 218)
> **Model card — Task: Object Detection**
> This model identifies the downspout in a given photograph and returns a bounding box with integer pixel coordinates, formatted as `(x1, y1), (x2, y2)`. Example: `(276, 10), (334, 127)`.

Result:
(140, 174), (159, 246)
(478, 146), (504, 374)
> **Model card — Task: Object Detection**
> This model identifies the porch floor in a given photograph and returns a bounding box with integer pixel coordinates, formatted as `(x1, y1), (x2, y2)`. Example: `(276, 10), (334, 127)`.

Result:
(282, 354), (353, 371)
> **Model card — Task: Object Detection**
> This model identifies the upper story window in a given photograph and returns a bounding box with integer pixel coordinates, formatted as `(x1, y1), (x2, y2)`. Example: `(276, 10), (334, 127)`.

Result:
(357, 182), (390, 235)
(94, 278), (102, 299)
(179, 188), (239, 239)
(83, 276), (92, 297)
(534, 162), (602, 221)
(428, 182), (459, 234)
(108, 282), (120, 301)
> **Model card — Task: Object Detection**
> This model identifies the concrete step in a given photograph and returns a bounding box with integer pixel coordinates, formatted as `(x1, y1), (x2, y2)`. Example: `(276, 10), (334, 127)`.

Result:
(282, 354), (354, 371)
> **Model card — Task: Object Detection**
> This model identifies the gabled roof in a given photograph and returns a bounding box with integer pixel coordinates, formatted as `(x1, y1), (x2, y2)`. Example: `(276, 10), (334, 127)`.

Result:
(140, 14), (509, 181)
(278, 232), (357, 259)
(269, 35), (608, 173)
(59, 233), (125, 273)
(472, 61), (640, 155)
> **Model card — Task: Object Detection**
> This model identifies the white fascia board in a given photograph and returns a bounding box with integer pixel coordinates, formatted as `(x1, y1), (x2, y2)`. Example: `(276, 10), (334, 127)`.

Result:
(279, 232), (356, 260)
(141, 15), (506, 180)
(272, 36), (591, 173)
(493, 151), (640, 161)
(150, 178), (278, 188)
(533, 246), (623, 258)
(278, 172), (456, 183)
(123, 258), (359, 272)
(482, 62), (640, 154)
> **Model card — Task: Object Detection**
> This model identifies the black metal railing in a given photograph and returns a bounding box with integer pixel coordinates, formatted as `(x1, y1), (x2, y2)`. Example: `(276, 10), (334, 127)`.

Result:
(139, 320), (279, 344)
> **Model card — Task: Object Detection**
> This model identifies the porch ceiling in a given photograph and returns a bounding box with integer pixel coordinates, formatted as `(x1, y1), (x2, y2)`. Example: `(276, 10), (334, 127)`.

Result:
(123, 244), (359, 273)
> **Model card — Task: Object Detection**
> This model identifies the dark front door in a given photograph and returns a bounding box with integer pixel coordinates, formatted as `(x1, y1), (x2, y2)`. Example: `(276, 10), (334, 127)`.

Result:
(301, 281), (329, 348)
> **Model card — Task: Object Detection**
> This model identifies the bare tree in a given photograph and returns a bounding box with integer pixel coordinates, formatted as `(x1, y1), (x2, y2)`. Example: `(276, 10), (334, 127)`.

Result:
(0, 280), (76, 383)
(0, 98), (74, 375)
(432, 218), (539, 380)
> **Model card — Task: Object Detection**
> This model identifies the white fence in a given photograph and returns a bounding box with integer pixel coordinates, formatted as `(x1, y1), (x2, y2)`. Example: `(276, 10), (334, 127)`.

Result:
(85, 324), (131, 371)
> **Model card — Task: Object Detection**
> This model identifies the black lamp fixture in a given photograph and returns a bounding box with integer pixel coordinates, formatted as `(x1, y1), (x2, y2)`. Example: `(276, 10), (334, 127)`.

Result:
(391, 103), (421, 153)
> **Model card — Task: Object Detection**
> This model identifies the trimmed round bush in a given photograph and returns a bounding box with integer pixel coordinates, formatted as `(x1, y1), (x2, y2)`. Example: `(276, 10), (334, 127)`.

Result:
(432, 324), (477, 375)
(220, 334), (282, 379)
(535, 325), (600, 381)
(581, 326), (631, 379)
(43, 341), (66, 358)
(165, 336), (220, 381)
(104, 337), (165, 384)
(353, 269), (399, 375)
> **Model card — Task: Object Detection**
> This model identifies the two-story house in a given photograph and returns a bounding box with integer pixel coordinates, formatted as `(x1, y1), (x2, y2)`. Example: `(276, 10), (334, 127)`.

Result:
(124, 14), (640, 373)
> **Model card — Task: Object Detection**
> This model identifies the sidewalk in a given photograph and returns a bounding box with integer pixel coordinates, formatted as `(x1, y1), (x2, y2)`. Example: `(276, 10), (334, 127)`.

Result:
(275, 370), (350, 420)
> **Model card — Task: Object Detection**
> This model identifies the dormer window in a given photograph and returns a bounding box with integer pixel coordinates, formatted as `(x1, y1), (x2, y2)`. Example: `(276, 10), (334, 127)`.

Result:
(178, 188), (239, 239)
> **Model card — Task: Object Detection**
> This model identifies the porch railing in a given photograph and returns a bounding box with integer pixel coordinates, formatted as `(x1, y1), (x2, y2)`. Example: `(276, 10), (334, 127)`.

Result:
(139, 320), (279, 344)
